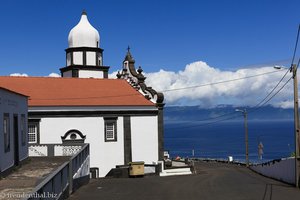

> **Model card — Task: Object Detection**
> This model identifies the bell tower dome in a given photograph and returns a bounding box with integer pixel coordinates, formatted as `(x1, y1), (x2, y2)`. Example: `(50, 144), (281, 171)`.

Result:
(60, 11), (110, 78)
(68, 10), (100, 48)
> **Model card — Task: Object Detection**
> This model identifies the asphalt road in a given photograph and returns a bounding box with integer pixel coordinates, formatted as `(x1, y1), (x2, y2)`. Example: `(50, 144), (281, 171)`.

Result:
(68, 161), (300, 200)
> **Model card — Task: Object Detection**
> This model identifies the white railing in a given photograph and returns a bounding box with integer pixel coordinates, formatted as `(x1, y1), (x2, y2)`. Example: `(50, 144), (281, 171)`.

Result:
(29, 144), (83, 157)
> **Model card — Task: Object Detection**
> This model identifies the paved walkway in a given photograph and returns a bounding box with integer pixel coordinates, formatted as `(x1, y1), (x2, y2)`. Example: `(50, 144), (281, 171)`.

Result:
(0, 157), (69, 200)
(69, 161), (300, 200)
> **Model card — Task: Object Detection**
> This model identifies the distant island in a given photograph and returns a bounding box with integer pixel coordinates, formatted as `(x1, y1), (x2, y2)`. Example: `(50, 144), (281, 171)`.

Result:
(164, 105), (294, 122)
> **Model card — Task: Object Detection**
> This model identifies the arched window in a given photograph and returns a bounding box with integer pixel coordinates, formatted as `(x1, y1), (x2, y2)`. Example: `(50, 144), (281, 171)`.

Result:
(61, 129), (86, 144)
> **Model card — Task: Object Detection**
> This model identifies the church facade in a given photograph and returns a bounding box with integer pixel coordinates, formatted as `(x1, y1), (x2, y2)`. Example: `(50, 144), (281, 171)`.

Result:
(0, 11), (164, 177)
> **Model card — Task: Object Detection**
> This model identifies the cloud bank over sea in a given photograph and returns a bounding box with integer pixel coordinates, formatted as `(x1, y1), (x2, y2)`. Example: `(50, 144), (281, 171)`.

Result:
(143, 61), (293, 108)
(11, 61), (293, 108)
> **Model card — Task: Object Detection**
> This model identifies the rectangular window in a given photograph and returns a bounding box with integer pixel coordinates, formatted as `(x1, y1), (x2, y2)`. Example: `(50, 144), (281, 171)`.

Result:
(3, 113), (10, 152)
(28, 123), (38, 144)
(104, 118), (117, 142)
(106, 123), (115, 140)
(21, 114), (26, 146)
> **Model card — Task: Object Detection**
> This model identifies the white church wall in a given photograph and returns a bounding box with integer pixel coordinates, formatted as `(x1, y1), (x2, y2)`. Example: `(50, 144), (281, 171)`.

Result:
(73, 52), (83, 65)
(38, 116), (124, 177)
(131, 116), (158, 164)
(0, 89), (28, 173)
(86, 51), (96, 66)
(97, 117), (125, 177)
(79, 70), (103, 78)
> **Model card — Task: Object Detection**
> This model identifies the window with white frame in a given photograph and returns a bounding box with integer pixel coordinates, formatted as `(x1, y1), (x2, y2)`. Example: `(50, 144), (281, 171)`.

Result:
(28, 119), (40, 144)
(3, 113), (10, 152)
(28, 123), (38, 144)
(104, 118), (117, 142)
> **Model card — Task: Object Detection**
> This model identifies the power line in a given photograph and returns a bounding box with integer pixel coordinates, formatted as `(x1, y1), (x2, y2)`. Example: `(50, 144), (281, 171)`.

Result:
(162, 69), (285, 93)
(32, 68), (286, 101)
(165, 26), (300, 127)
(203, 25), (300, 126)
(164, 110), (238, 125)
(249, 76), (292, 112)
(165, 69), (291, 126)
(251, 25), (300, 110)
(165, 76), (293, 130)
(235, 58), (291, 70)
(165, 65), (292, 130)
(252, 68), (290, 109)
(165, 112), (241, 130)
(166, 26), (300, 130)
(291, 24), (300, 65)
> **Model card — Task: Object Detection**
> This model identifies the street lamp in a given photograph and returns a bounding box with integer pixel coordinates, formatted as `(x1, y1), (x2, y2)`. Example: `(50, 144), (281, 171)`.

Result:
(236, 108), (249, 167)
(274, 65), (300, 187)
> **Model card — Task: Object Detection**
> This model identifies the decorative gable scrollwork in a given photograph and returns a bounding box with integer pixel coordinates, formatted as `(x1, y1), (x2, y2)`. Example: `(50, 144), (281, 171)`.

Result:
(117, 48), (164, 106)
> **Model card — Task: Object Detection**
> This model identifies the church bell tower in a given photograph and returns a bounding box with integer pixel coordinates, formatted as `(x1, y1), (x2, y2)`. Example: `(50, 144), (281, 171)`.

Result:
(60, 11), (110, 78)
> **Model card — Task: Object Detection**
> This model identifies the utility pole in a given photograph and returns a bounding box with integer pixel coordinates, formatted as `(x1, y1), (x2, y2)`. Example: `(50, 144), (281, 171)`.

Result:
(236, 109), (249, 167)
(274, 64), (300, 187)
(292, 64), (300, 188)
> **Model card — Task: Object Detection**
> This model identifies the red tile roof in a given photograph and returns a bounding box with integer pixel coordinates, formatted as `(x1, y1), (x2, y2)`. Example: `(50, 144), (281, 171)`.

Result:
(0, 76), (154, 107)
(0, 86), (29, 97)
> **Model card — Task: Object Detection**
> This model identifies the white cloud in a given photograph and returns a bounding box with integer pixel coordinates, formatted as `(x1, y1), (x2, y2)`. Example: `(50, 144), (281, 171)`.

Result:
(108, 71), (118, 79)
(273, 100), (294, 109)
(142, 61), (293, 108)
(48, 73), (60, 77)
(10, 73), (28, 77)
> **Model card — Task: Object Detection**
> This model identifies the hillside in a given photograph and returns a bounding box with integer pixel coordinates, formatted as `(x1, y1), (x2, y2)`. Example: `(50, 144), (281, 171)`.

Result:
(164, 105), (294, 122)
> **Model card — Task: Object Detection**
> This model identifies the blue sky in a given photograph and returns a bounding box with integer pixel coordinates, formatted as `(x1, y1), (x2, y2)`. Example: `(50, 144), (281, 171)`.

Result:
(0, 0), (299, 107)
(0, 0), (299, 76)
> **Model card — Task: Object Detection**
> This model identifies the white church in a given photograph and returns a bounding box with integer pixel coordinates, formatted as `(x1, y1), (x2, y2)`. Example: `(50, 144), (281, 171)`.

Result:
(0, 11), (164, 177)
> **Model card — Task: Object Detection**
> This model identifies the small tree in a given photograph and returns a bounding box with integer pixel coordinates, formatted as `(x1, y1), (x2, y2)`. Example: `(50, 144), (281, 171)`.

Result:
(291, 152), (296, 157)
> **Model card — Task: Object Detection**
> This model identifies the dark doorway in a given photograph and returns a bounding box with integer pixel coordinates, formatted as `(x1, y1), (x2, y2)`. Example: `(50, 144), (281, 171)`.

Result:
(13, 115), (19, 166)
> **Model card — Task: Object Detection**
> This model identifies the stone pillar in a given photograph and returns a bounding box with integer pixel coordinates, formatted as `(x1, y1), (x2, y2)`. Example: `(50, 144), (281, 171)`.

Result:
(157, 103), (165, 160)
(123, 116), (132, 164)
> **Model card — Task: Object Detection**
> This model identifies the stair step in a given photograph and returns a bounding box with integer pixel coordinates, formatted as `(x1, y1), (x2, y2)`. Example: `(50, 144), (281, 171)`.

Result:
(159, 167), (192, 177)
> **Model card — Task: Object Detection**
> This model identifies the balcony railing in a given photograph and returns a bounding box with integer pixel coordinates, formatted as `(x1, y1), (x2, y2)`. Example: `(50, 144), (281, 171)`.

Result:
(28, 144), (84, 157)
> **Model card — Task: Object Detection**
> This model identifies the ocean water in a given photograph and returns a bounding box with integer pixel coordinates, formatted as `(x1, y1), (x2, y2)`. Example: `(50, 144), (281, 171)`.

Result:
(164, 119), (295, 163)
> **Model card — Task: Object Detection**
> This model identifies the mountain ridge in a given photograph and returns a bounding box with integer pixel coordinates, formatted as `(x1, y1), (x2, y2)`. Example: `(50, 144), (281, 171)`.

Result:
(164, 105), (294, 122)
